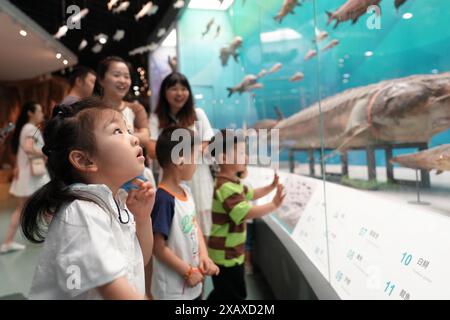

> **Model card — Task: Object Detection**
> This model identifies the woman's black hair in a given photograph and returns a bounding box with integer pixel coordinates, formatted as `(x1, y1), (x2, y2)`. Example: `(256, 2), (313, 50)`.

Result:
(155, 72), (197, 129)
(21, 97), (116, 243)
(11, 101), (39, 155)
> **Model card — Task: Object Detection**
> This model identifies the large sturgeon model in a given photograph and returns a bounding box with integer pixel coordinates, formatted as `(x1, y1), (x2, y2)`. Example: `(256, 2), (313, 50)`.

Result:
(274, 73), (450, 153)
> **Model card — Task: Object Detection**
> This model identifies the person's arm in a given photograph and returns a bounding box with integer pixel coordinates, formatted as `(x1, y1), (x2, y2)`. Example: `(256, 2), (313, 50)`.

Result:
(253, 173), (279, 200)
(97, 276), (147, 300)
(246, 184), (285, 220)
(23, 137), (45, 157)
(153, 233), (203, 286)
(126, 180), (155, 266)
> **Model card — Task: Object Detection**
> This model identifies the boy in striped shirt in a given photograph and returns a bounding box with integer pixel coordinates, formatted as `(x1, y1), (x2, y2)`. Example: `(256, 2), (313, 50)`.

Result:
(207, 129), (285, 300)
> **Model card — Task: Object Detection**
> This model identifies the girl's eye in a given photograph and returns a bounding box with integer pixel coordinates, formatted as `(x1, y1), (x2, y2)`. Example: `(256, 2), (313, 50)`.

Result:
(114, 128), (123, 134)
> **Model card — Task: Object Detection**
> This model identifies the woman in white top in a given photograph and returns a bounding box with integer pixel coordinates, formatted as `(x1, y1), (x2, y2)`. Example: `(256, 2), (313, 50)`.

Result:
(1, 102), (49, 254)
(148, 73), (215, 237)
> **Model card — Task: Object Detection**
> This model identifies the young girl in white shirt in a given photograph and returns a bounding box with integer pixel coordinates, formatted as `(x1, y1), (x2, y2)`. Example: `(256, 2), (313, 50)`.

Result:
(21, 98), (155, 300)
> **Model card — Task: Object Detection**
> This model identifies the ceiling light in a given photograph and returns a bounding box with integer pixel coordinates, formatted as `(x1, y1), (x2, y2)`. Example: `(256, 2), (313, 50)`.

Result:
(56, 53), (62, 59)
(365, 51), (373, 57)
(63, 59), (68, 65)
(19, 30), (27, 37)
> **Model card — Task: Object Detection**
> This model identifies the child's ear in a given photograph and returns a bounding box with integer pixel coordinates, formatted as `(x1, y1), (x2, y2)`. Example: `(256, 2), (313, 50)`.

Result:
(68, 150), (98, 173)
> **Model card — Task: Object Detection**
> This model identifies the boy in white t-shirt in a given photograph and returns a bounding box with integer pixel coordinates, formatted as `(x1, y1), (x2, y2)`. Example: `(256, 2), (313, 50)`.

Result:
(151, 126), (219, 300)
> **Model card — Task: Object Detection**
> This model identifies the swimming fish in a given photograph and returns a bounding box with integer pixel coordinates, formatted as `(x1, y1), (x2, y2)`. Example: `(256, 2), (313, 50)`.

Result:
(214, 25), (221, 39)
(227, 75), (263, 97)
(107, 0), (119, 11)
(326, 0), (381, 29)
(113, 29), (125, 41)
(321, 39), (340, 52)
(173, 0), (185, 9)
(112, 1), (130, 14)
(274, 0), (301, 23)
(54, 25), (68, 39)
(257, 69), (267, 78)
(202, 18), (215, 38)
(268, 63), (283, 74)
(304, 49), (317, 61)
(135, 2), (158, 21)
(313, 27), (328, 43)
(220, 36), (243, 66)
(289, 72), (304, 82)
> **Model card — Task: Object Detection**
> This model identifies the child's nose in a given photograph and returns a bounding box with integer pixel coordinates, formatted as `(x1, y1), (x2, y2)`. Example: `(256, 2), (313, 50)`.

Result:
(131, 134), (139, 146)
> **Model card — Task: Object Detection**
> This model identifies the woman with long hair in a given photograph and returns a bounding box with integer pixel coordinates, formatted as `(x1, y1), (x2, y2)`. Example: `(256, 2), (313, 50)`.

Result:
(1, 102), (49, 254)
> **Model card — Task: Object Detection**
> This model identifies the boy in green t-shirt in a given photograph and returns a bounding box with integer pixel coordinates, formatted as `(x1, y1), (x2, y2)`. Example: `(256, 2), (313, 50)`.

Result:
(207, 129), (285, 300)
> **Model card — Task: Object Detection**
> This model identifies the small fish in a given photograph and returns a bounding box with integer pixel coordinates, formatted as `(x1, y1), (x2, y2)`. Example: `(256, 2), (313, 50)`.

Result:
(107, 0), (119, 11)
(113, 29), (125, 41)
(94, 33), (109, 43)
(257, 69), (267, 78)
(321, 39), (340, 52)
(227, 75), (263, 97)
(129, 43), (158, 56)
(54, 25), (68, 39)
(112, 1), (130, 13)
(274, 0), (301, 23)
(68, 8), (89, 25)
(326, 0), (381, 29)
(313, 27), (328, 43)
(219, 36), (243, 66)
(78, 39), (88, 51)
(214, 25), (221, 39)
(395, 0), (408, 9)
(268, 63), (283, 74)
(289, 71), (304, 82)
(304, 49), (317, 61)
(202, 18), (215, 38)
(390, 144), (450, 174)
(135, 2), (158, 21)
(168, 55), (177, 72)
(157, 28), (166, 38)
(92, 43), (103, 53)
(173, 0), (185, 9)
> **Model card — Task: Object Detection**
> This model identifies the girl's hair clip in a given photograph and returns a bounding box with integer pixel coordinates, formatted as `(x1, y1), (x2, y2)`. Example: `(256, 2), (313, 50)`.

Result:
(52, 104), (73, 119)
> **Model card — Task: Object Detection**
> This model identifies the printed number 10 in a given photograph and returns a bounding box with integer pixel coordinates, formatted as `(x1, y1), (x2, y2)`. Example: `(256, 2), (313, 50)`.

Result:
(401, 252), (412, 266)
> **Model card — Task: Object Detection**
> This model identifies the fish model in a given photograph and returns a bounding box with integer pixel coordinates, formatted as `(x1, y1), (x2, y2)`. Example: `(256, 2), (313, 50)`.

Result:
(257, 69), (267, 78)
(78, 39), (88, 51)
(274, 0), (301, 23)
(227, 75), (263, 97)
(135, 2), (158, 21)
(268, 63), (283, 74)
(326, 0), (381, 29)
(321, 39), (340, 52)
(202, 18), (215, 38)
(304, 49), (317, 61)
(113, 29), (125, 41)
(129, 43), (158, 56)
(112, 1), (130, 14)
(54, 25), (68, 39)
(173, 0), (185, 9)
(273, 73), (450, 153)
(391, 144), (450, 174)
(289, 72), (304, 82)
(214, 25), (221, 39)
(314, 27), (328, 43)
(107, 0), (119, 11)
(220, 36), (243, 66)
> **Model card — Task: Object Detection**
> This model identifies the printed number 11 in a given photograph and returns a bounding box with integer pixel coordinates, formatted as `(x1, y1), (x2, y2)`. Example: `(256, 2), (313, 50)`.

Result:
(385, 281), (395, 296)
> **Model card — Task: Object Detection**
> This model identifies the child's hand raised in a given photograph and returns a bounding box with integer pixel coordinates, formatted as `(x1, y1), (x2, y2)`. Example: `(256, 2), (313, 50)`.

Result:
(126, 179), (155, 224)
(272, 183), (286, 209)
(270, 172), (280, 189)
